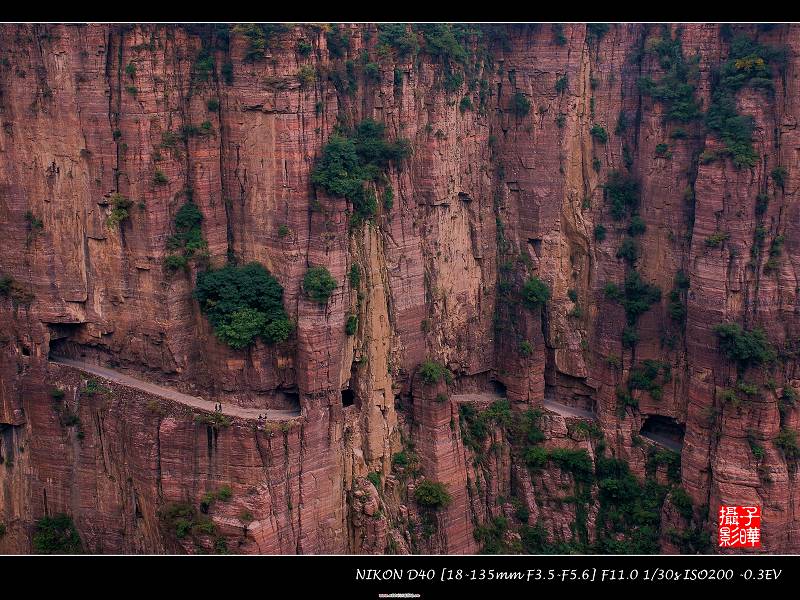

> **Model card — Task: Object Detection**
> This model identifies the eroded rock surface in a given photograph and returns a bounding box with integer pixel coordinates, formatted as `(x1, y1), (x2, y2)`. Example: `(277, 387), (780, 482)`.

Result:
(1, 23), (799, 553)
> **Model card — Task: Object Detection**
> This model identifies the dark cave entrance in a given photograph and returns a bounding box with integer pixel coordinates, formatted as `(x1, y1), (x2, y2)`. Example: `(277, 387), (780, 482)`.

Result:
(341, 388), (355, 407)
(273, 388), (301, 412)
(640, 415), (685, 451)
(46, 323), (85, 359)
(491, 380), (507, 398)
(0, 424), (13, 468)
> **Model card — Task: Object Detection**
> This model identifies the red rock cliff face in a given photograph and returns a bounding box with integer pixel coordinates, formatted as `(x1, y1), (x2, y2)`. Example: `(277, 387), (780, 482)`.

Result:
(1, 23), (800, 553)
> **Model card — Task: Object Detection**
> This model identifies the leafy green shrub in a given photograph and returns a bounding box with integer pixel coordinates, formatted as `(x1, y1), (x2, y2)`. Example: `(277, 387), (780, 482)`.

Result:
(106, 193), (133, 227)
(655, 143), (672, 158)
(573, 420), (603, 440)
(593, 224), (607, 241)
(667, 288), (686, 323)
(194, 262), (292, 348)
(239, 510), (254, 524)
(604, 171), (639, 220)
(780, 386), (797, 417)
(392, 450), (413, 468)
(296, 39), (313, 56)
(521, 276), (550, 310)
(627, 215), (646, 236)
(705, 35), (781, 169)
(160, 130), (179, 148)
(311, 120), (410, 225)
(519, 340), (533, 356)
(367, 471), (381, 488)
(383, 186), (394, 210)
(704, 231), (730, 247)
(206, 98), (220, 112)
(718, 387), (740, 407)
(194, 411), (232, 428)
(414, 480), (452, 510)
(159, 502), (198, 539)
(524, 446), (548, 469)
(747, 430), (766, 461)
(459, 95), (472, 113)
(217, 485), (233, 502)
(442, 68), (463, 93)
(616, 387), (639, 412)
(473, 515), (512, 554)
(25, 211), (44, 235)
(552, 23), (567, 46)
(277, 224), (290, 238)
(511, 497), (530, 523)
(164, 254), (189, 272)
(590, 124), (608, 143)
(605, 271), (662, 327)
(221, 61), (233, 85)
(348, 264), (361, 288)
(32, 514), (83, 554)
(637, 32), (702, 124)
(547, 448), (594, 483)
(616, 238), (638, 263)
(585, 22), (608, 39)
(771, 166), (787, 188)
(153, 170), (168, 185)
(164, 200), (206, 271)
(200, 485), (233, 512)
(775, 427), (800, 461)
(297, 65), (316, 87)
(459, 400), (513, 452)
(646, 447), (681, 482)
(193, 49), (215, 82)
(555, 75), (568, 94)
(629, 359), (671, 400)
(303, 266), (337, 304)
(713, 322), (775, 369)
(83, 379), (109, 397)
(377, 23), (420, 57)
(234, 23), (289, 62)
(512, 92), (531, 117)
(414, 23), (468, 64)
(419, 360), (452, 385)
(345, 314), (358, 335)
(364, 62), (380, 83)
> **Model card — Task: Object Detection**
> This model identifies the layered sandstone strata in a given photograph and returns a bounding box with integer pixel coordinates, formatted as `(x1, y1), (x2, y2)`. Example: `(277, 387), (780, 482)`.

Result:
(1, 23), (799, 553)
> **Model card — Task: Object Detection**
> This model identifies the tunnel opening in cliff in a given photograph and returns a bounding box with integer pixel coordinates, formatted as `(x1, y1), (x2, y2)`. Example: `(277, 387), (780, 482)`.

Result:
(640, 415), (685, 450)
(544, 371), (598, 414)
(46, 323), (87, 359)
(341, 388), (355, 407)
(273, 388), (301, 412)
(491, 379), (507, 397)
(0, 424), (14, 466)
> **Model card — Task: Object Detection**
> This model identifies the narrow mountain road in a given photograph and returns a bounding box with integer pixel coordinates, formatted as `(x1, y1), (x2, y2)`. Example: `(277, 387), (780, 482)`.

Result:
(640, 431), (683, 453)
(543, 398), (598, 421)
(50, 356), (300, 421)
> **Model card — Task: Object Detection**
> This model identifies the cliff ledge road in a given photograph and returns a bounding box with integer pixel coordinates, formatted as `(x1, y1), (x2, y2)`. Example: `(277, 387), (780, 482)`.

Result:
(50, 355), (301, 421)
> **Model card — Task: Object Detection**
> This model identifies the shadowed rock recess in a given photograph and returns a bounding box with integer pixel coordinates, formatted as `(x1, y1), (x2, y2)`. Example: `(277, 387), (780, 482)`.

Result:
(1, 22), (799, 554)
